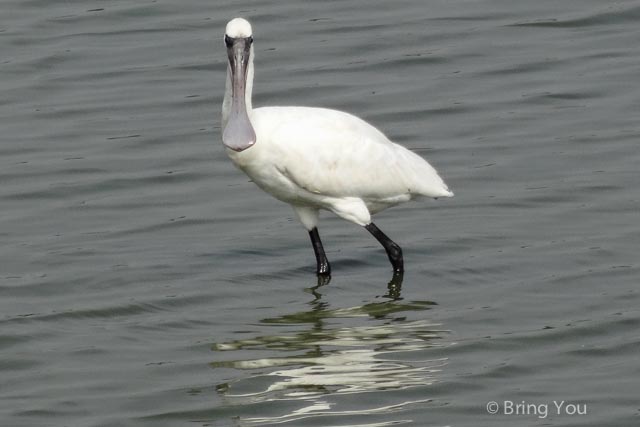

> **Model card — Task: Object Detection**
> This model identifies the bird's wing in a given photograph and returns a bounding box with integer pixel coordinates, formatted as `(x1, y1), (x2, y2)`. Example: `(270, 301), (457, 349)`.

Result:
(260, 107), (450, 200)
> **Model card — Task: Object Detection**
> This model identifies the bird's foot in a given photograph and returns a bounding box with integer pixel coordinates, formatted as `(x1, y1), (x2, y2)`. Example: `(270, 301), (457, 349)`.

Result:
(385, 271), (404, 300)
(316, 272), (332, 287)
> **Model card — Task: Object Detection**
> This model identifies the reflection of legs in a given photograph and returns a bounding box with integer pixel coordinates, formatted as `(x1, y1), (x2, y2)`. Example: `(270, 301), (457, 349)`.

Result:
(365, 223), (404, 273)
(309, 227), (331, 276)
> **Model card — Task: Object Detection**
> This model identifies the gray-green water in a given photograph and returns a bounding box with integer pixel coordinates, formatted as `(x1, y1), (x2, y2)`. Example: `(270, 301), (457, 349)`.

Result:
(2, 1), (639, 426)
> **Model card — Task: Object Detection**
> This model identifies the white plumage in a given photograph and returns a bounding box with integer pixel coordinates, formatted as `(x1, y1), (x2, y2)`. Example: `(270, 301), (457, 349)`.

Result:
(221, 18), (452, 276)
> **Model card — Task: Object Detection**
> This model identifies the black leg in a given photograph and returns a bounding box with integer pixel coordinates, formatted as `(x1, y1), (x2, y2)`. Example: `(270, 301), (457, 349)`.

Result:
(365, 223), (404, 273)
(309, 227), (331, 276)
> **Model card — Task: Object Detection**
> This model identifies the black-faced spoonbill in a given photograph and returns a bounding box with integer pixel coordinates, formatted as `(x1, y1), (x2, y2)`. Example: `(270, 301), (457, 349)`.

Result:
(222, 18), (453, 278)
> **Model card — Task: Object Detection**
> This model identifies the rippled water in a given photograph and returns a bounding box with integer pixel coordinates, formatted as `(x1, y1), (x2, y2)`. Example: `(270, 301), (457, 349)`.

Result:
(2, 0), (639, 426)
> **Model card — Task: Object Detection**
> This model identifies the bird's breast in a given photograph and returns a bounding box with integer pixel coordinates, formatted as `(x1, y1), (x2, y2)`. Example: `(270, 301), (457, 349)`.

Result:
(226, 142), (312, 205)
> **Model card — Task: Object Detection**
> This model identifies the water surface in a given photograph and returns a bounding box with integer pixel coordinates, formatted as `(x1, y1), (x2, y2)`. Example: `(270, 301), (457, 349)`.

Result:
(1, 0), (639, 426)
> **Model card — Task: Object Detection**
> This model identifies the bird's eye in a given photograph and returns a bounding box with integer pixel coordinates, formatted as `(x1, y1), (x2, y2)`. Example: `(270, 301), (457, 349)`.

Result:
(224, 35), (233, 47)
(247, 36), (253, 44)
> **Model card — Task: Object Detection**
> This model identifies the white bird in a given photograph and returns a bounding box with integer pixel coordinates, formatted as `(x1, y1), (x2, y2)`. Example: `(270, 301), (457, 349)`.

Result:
(221, 18), (453, 277)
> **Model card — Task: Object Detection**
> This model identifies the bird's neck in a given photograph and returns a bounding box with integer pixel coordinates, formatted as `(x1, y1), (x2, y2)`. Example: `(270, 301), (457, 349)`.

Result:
(222, 47), (254, 128)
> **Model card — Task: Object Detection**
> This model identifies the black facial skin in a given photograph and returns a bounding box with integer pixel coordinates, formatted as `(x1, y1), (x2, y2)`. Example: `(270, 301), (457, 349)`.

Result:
(225, 34), (252, 48)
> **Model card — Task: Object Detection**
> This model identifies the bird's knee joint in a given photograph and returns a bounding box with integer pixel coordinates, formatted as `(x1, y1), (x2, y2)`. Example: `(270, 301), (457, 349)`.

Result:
(389, 244), (402, 259)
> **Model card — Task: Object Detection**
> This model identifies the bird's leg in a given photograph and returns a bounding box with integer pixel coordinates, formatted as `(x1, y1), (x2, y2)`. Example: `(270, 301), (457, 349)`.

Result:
(308, 227), (331, 276)
(365, 223), (404, 273)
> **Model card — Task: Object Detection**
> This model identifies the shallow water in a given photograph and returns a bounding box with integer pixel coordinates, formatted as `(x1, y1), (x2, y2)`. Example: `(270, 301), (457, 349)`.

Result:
(2, 0), (639, 426)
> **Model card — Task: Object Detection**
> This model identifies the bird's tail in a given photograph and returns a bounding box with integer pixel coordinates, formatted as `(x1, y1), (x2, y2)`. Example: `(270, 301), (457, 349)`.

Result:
(402, 149), (453, 198)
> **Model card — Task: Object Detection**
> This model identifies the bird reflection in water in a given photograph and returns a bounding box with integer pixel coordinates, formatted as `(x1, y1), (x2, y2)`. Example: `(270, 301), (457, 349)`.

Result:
(313, 269), (403, 300)
(211, 275), (450, 425)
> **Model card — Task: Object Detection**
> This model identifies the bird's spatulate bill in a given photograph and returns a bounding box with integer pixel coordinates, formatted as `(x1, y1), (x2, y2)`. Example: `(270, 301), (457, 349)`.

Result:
(223, 40), (256, 152)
